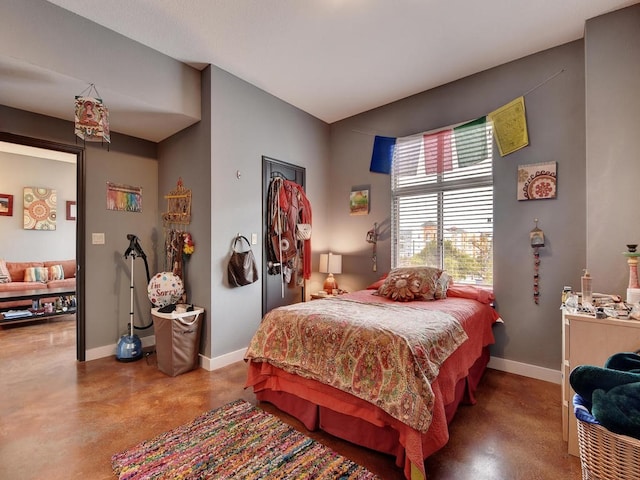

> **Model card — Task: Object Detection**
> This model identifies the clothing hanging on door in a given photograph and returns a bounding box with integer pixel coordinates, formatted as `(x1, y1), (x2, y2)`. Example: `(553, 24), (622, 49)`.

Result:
(266, 177), (312, 284)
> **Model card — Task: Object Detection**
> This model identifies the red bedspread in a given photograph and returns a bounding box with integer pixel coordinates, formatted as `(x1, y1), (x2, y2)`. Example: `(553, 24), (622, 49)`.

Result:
(245, 292), (468, 432)
(245, 290), (499, 479)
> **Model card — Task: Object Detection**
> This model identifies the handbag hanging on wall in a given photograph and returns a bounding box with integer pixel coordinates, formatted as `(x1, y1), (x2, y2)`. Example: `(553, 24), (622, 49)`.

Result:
(228, 235), (259, 287)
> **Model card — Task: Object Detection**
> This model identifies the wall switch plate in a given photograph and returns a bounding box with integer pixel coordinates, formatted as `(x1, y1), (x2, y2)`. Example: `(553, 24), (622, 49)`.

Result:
(251, 233), (258, 245)
(92, 233), (105, 245)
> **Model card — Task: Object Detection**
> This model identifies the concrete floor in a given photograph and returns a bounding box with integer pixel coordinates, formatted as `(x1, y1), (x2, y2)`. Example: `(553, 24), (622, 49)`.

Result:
(0, 317), (582, 480)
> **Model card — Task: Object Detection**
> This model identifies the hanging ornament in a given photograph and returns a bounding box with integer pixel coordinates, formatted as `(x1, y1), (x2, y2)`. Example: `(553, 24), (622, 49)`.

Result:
(74, 83), (110, 146)
(366, 222), (378, 272)
(530, 219), (545, 304)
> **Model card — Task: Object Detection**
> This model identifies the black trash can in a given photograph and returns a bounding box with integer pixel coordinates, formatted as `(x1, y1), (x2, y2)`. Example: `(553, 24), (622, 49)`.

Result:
(151, 307), (204, 376)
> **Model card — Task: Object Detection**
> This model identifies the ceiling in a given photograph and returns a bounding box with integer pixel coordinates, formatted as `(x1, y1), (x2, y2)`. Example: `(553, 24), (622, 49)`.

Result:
(4, 0), (638, 142)
(0, 141), (77, 163)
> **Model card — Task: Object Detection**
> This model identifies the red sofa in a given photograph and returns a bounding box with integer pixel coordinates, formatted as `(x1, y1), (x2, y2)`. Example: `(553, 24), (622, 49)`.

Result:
(0, 260), (76, 309)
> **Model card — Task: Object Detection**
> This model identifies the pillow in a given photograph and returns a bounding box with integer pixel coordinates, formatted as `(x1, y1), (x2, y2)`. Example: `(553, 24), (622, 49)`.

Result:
(7, 261), (44, 282)
(48, 264), (65, 281)
(434, 272), (451, 299)
(447, 284), (495, 304)
(366, 273), (388, 290)
(376, 266), (443, 302)
(24, 266), (48, 283)
(0, 259), (11, 282)
(44, 259), (76, 278)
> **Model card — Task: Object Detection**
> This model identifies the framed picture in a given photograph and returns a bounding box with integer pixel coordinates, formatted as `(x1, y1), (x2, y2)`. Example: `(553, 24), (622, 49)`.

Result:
(66, 201), (76, 221)
(0, 193), (13, 216)
(517, 162), (557, 201)
(106, 182), (142, 212)
(349, 188), (369, 216)
(24, 187), (56, 230)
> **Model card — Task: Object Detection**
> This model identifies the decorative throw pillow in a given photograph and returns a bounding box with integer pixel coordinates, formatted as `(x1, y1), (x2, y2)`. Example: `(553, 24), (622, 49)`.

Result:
(0, 274), (9, 284)
(0, 259), (11, 282)
(24, 266), (48, 283)
(48, 264), (65, 281)
(376, 266), (443, 302)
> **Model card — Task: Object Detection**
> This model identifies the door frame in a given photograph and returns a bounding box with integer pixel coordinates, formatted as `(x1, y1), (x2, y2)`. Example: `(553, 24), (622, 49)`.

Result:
(0, 132), (86, 361)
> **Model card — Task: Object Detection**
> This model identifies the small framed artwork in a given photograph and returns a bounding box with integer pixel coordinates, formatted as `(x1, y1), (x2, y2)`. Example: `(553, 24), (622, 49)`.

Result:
(24, 187), (56, 230)
(106, 182), (142, 212)
(66, 201), (76, 221)
(517, 162), (557, 201)
(0, 193), (13, 216)
(350, 188), (370, 216)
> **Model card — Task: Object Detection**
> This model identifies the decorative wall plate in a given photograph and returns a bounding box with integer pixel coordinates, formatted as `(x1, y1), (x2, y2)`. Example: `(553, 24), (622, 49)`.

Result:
(517, 162), (557, 200)
(23, 187), (56, 230)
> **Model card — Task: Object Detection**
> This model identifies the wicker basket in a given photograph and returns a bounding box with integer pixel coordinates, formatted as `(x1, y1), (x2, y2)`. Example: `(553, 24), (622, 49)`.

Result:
(576, 418), (640, 480)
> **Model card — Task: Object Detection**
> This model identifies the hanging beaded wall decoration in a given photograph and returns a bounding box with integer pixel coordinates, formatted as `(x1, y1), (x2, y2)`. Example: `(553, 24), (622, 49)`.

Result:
(533, 247), (540, 304)
(530, 219), (545, 304)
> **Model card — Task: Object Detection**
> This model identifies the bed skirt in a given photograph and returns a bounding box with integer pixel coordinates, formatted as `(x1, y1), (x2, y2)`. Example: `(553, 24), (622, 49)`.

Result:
(247, 345), (490, 479)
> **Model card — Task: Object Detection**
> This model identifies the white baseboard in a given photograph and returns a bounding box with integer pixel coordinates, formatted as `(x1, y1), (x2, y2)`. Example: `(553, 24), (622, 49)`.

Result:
(198, 351), (564, 383)
(86, 341), (561, 386)
(488, 355), (561, 384)
(199, 348), (246, 371)
(85, 335), (156, 361)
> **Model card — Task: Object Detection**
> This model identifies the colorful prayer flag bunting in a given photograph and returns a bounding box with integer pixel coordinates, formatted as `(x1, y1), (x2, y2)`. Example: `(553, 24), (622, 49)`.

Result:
(424, 129), (453, 174)
(488, 96), (528, 156)
(453, 116), (487, 167)
(370, 135), (396, 174)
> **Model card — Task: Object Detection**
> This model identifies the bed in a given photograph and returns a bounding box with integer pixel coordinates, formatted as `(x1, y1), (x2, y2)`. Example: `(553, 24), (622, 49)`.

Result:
(245, 271), (500, 480)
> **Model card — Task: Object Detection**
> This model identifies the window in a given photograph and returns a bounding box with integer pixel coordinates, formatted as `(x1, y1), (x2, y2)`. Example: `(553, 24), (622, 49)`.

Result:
(391, 120), (494, 286)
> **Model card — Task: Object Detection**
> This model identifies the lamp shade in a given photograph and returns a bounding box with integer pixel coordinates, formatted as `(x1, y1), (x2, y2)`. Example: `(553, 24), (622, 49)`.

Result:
(319, 253), (342, 274)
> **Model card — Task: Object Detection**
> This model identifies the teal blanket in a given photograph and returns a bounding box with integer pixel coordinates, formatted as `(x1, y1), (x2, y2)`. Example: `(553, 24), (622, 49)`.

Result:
(569, 352), (640, 440)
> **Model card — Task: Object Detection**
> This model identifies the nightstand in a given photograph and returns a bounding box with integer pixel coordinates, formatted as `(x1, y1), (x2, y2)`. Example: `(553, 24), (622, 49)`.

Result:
(310, 293), (333, 300)
(562, 311), (640, 456)
(309, 291), (348, 300)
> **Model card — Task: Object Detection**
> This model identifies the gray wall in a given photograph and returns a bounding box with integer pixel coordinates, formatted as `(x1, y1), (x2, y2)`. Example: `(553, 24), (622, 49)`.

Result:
(329, 41), (587, 370)
(3, 3), (637, 373)
(158, 64), (331, 362)
(0, 152), (75, 261)
(158, 66), (213, 356)
(1, 0), (200, 142)
(585, 5), (640, 295)
(208, 65), (331, 359)
(84, 136), (159, 349)
(0, 105), (159, 351)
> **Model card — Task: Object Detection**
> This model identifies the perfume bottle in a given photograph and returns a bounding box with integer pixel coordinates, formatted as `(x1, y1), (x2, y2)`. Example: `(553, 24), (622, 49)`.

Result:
(581, 269), (592, 305)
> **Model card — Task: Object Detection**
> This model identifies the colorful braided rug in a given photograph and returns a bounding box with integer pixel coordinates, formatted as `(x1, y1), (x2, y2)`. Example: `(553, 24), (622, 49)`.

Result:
(112, 399), (379, 479)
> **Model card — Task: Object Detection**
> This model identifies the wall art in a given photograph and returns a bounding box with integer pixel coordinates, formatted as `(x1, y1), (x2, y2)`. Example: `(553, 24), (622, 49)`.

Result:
(349, 188), (369, 215)
(106, 182), (142, 212)
(0, 193), (13, 216)
(66, 201), (76, 221)
(517, 162), (557, 201)
(24, 187), (57, 230)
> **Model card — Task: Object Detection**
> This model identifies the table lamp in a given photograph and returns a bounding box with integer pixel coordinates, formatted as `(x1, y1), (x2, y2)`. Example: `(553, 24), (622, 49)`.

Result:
(319, 253), (342, 294)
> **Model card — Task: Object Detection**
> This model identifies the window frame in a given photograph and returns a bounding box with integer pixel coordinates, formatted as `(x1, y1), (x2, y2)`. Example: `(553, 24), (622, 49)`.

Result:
(391, 123), (494, 286)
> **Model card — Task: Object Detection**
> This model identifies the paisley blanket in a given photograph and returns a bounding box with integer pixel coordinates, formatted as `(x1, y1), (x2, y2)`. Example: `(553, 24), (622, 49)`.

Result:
(245, 297), (468, 432)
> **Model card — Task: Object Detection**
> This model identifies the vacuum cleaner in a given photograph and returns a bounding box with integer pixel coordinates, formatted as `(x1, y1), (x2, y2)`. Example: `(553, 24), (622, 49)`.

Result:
(116, 234), (151, 362)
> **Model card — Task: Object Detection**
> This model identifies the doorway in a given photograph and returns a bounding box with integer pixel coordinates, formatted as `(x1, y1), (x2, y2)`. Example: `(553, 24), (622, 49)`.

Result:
(262, 156), (305, 316)
(0, 132), (85, 361)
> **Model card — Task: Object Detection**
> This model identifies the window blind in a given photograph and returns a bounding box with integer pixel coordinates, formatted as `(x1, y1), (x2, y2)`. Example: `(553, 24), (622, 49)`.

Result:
(391, 121), (494, 286)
